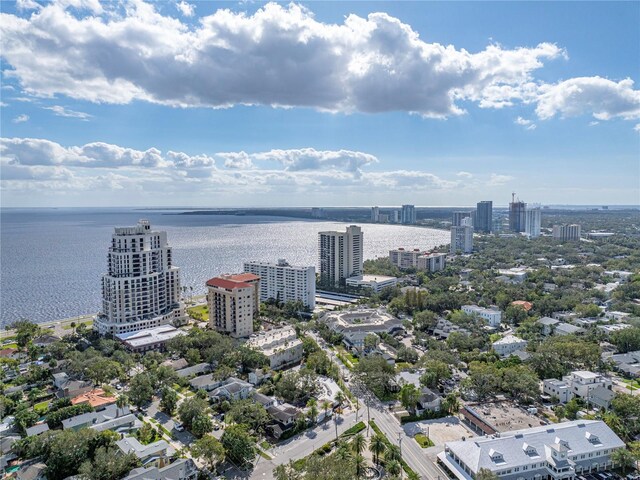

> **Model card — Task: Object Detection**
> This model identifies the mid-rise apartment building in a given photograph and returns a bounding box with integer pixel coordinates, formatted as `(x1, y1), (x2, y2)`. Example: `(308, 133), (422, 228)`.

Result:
(553, 224), (582, 241)
(389, 248), (423, 269)
(247, 326), (303, 370)
(543, 371), (614, 409)
(462, 305), (502, 327)
(492, 334), (528, 357)
(417, 252), (447, 272)
(452, 211), (473, 227)
(243, 259), (315, 309)
(450, 224), (473, 254)
(95, 220), (186, 336)
(318, 225), (363, 287)
(206, 273), (260, 338)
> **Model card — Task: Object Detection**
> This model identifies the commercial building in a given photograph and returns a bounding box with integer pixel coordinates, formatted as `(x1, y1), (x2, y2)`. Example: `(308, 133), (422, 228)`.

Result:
(542, 371), (614, 409)
(492, 335), (528, 357)
(509, 200), (527, 233)
(462, 305), (502, 327)
(453, 211), (474, 227)
(417, 252), (447, 272)
(345, 274), (398, 292)
(95, 220), (186, 336)
(206, 273), (260, 338)
(401, 204), (417, 224)
(318, 225), (363, 287)
(524, 206), (541, 238)
(115, 325), (186, 353)
(247, 326), (303, 370)
(451, 225), (474, 254)
(476, 201), (493, 233)
(440, 420), (625, 480)
(321, 308), (403, 351)
(553, 224), (582, 241)
(243, 259), (315, 309)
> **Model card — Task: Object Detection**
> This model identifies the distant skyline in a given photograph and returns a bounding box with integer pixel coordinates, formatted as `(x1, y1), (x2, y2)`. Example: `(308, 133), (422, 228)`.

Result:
(1, 1), (639, 207)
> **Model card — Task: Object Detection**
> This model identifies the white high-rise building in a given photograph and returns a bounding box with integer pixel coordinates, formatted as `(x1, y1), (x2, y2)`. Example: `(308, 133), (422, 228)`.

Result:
(243, 259), (316, 309)
(95, 220), (186, 336)
(319, 225), (363, 287)
(371, 206), (380, 222)
(553, 224), (582, 241)
(401, 204), (417, 224)
(525, 205), (542, 238)
(450, 225), (473, 254)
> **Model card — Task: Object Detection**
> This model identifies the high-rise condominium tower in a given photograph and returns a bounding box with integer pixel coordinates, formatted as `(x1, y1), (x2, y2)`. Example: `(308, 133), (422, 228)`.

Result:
(401, 204), (417, 224)
(524, 206), (542, 238)
(318, 225), (363, 286)
(207, 273), (260, 338)
(371, 206), (380, 222)
(243, 259), (316, 309)
(452, 211), (474, 227)
(95, 220), (186, 335)
(509, 200), (527, 233)
(475, 201), (493, 233)
(450, 222), (474, 254)
(553, 224), (582, 241)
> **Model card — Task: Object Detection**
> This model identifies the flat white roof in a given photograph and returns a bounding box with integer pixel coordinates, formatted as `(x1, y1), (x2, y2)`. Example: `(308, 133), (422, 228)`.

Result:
(347, 275), (397, 282)
(116, 325), (186, 347)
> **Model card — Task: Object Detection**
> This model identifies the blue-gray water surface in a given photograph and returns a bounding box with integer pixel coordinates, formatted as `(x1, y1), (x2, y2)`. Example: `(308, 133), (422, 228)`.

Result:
(0, 208), (449, 326)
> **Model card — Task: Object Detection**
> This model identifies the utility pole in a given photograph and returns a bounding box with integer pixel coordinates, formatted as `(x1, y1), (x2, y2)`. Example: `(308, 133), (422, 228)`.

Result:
(398, 432), (404, 479)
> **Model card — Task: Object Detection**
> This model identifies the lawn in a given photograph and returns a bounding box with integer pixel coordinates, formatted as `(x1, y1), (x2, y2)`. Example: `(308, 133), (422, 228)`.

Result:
(260, 440), (271, 450)
(414, 433), (434, 448)
(34, 400), (50, 414)
(187, 305), (209, 321)
(1, 343), (18, 349)
(62, 321), (92, 330)
(621, 379), (640, 390)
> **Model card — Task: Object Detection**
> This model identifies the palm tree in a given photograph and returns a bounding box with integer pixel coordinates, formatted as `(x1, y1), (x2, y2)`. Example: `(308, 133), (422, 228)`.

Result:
(443, 392), (460, 415)
(335, 440), (352, 461)
(70, 321), (76, 335)
(335, 391), (345, 407)
(386, 459), (402, 477)
(306, 398), (318, 425)
(385, 444), (402, 464)
(321, 399), (331, 421)
(354, 453), (366, 478)
(369, 433), (386, 465)
(352, 433), (366, 456)
(116, 394), (129, 417)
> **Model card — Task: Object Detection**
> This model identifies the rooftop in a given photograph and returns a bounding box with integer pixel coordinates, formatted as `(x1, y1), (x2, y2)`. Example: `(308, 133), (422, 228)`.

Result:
(71, 388), (117, 408)
(206, 277), (251, 289)
(115, 325), (186, 347)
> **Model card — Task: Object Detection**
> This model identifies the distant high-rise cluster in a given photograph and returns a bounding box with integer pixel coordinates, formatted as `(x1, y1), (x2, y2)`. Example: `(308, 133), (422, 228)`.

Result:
(401, 204), (417, 225)
(318, 225), (363, 286)
(95, 220), (186, 335)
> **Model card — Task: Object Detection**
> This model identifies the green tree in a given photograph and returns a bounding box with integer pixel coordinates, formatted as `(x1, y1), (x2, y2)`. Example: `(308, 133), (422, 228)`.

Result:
(369, 433), (386, 465)
(221, 424), (256, 469)
(192, 411), (213, 437)
(612, 447), (636, 473)
(8, 319), (42, 350)
(419, 359), (451, 388)
(128, 373), (154, 408)
(78, 446), (139, 480)
(178, 396), (211, 435)
(399, 384), (421, 415)
(386, 459), (402, 476)
(226, 399), (270, 433)
(159, 386), (178, 414)
(191, 434), (225, 473)
(354, 355), (396, 399)
(476, 468), (499, 480)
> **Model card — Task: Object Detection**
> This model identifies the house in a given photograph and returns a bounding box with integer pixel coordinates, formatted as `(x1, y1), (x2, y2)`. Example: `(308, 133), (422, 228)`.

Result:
(62, 403), (129, 430)
(431, 318), (471, 339)
(538, 317), (560, 335)
(439, 420), (625, 480)
(248, 368), (272, 386)
(604, 311), (631, 322)
(607, 351), (640, 378)
(32, 334), (61, 347)
(25, 423), (49, 437)
(122, 458), (198, 480)
(52, 372), (93, 398)
(555, 323), (585, 336)
(209, 377), (253, 403)
(0, 434), (21, 472)
(252, 392), (276, 409)
(116, 437), (173, 469)
(161, 358), (189, 371)
(175, 363), (212, 378)
(90, 413), (142, 434)
(511, 300), (533, 312)
(188, 374), (221, 392)
(267, 403), (301, 439)
(598, 324), (632, 337)
(16, 461), (47, 480)
(416, 387), (441, 415)
(71, 388), (117, 409)
(492, 335), (528, 358)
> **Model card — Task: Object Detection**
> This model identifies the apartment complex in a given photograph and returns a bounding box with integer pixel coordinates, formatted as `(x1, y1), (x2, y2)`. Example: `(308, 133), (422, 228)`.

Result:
(451, 224), (473, 254)
(543, 371), (614, 409)
(524, 206), (541, 238)
(492, 335), (528, 357)
(401, 204), (417, 224)
(247, 326), (303, 370)
(243, 259), (315, 309)
(389, 248), (447, 272)
(476, 201), (493, 233)
(321, 308), (403, 351)
(418, 252), (447, 272)
(318, 225), (363, 286)
(440, 420), (624, 480)
(95, 220), (186, 336)
(462, 305), (502, 327)
(206, 273), (260, 338)
(553, 224), (582, 241)
(345, 275), (398, 292)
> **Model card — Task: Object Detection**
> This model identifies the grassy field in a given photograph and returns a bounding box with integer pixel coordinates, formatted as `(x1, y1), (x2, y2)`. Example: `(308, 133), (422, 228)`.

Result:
(187, 305), (209, 322)
(414, 433), (434, 448)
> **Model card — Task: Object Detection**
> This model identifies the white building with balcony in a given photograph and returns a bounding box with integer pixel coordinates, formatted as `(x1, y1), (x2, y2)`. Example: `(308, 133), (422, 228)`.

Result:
(542, 371), (614, 409)
(243, 259), (315, 309)
(462, 305), (502, 327)
(95, 220), (186, 336)
(492, 335), (528, 357)
(247, 326), (303, 370)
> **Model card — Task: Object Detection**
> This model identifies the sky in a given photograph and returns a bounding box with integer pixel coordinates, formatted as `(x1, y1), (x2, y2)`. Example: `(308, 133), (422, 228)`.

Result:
(0, 0), (639, 208)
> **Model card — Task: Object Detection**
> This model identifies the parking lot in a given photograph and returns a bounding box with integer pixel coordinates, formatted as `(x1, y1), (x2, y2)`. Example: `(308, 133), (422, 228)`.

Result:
(579, 472), (636, 480)
(402, 416), (474, 446)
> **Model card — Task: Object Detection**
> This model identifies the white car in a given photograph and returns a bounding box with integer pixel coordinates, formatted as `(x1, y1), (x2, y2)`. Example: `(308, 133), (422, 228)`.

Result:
(174, 422), (184, 432)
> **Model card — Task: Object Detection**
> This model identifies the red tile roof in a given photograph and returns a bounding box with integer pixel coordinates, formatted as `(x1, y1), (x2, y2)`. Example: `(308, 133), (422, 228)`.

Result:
(226, 273), (260, 282)
(71, 389), (117, 408)
(206, 277), (251, 289)
(511, 300), (533, 311)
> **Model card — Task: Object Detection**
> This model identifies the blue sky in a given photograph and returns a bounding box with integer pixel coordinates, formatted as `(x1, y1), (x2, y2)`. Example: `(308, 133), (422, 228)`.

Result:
(1, 0), (638, 207)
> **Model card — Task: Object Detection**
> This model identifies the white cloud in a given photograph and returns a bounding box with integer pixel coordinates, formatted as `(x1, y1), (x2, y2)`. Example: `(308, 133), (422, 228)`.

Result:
(0, 102), (8, 107)
(251, 148), (377, 173)
(589, 121), (599, 126)
(634, 124), (640, 133)
(12, 114), (29, 123)
(536, 77), (640, 121)
(514, 116), (536, 130)
(456, 171), (473, 178)
(488, 173), (514, 186)
(0, 2), (569, 117)
(176, 1), (194, 17)
(219, 152), (254, 169)
(43, 105), (92, 120)
(16, 0), (41, 11)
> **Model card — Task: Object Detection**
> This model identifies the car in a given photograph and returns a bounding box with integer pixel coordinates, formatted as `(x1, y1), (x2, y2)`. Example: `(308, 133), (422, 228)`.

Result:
(213, 424), (221, 431)
(174, 422), (184, 432)
(115, 384), (122, 390)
